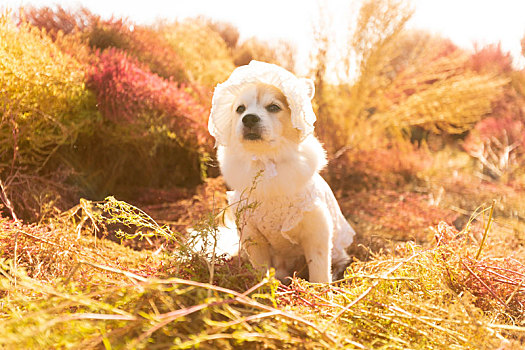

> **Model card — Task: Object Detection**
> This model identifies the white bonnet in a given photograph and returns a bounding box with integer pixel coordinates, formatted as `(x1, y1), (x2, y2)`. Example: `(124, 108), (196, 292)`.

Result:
(208, 60), (316, 146)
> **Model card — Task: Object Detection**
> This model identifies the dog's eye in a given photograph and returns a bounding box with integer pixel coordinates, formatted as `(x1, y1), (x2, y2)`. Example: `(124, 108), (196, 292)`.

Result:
(266, 104), (281, 113)
(236, 105), (246, 114)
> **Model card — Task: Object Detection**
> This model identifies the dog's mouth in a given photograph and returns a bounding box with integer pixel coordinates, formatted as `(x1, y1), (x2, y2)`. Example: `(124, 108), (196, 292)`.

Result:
(243, 126), (263, 141)
(243, 132), (262, 141)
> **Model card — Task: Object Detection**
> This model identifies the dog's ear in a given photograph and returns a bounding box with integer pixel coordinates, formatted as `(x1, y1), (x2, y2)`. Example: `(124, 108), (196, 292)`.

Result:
(300, 78), (315, 100)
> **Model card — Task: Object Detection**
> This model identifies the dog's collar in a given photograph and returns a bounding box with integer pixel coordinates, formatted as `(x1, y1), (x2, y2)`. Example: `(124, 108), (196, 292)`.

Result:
(251, 156), (277, 179)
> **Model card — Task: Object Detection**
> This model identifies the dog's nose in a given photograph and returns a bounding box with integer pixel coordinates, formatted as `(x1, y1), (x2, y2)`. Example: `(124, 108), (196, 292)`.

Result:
(242, 114), (260, 128)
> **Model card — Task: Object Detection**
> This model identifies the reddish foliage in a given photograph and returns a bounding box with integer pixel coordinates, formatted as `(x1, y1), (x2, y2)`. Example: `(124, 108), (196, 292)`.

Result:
(0, 215), (164, 284)
(388, 33), (461, 94)
(20, 5), (96, 39)
(142, 177), (228, 234)
(340, 190), (457, 243)
(87, 48), (210, 147)
(490, 84), (525, 125)
(470, 117), (525, 148)
(158, 254), (259, 291)
(462, 48), (525, 180)
(23, 6), (188, 81)
(431, 38), (459, 60)
(0, 218), (67, 282)
(461, 257), (525, 318)
(327, 146), (431, 191)
(469, 43), (513, 74)
(276, 281), (334, 309)
(463, 116), (525, 178)
(124, 26), (188, 82)
(88, 19), (188, 81)
(433, 222), (525, 320)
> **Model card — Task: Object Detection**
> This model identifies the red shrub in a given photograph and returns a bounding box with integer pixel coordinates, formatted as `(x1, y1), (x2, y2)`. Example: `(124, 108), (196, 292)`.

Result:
(87, 48), (210, 147)
(469, 43), (513, 74)
(23, 6), (187, 82)
(433, 222), (525, 320)
(327, 145), (431, 191)
(125, 26), (187, 82)
(474, 117), (525, 145)
(87, 18), (188, 81)
(20, 5), (96, 39)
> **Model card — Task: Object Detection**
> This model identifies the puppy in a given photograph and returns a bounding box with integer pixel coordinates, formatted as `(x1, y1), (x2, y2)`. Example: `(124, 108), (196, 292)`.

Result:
(209, 61), (355, 283)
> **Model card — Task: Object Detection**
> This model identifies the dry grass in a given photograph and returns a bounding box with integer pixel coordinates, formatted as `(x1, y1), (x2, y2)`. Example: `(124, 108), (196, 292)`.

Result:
(1, 187), (524, 349)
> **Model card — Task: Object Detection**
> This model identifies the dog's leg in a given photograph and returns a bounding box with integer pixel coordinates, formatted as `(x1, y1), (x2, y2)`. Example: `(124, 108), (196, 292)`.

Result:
(241, 224), (272, 275)
(300, 205), (333, 283)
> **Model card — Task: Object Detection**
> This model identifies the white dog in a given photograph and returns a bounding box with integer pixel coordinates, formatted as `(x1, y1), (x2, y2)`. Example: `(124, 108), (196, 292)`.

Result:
(208, 61), (355, 283)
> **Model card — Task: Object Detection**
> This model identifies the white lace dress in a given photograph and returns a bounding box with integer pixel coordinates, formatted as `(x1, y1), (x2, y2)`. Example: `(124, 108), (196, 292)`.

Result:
(227, 173), (355, 268)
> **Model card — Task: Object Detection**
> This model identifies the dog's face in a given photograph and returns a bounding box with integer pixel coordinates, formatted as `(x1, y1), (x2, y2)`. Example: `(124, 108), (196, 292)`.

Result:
(230, 83), (300, 151)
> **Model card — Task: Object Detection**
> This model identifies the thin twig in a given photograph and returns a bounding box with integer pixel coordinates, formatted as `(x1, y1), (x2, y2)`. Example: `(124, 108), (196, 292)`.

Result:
(135, 297), (244, 345)
(13, 230), (19, 287)
(209, 310), (280, 331)
(208, 193), (218, 297)
(477, 266), (522, 284)
(461, 260), (507, 308)
(64, 262), (82, 285)
(133, 277), (336, 347)
(345, 274), (418, 281)
(475, 200), (495, 260)
(486, 324), (525, 332)
(78, 260), (148, 282)
(483, 265), (525, 278)
(0, 178), (18, 222)
(386, 303), (469, 343)
(506, 278), (524, 306)
(16, 229), (61, 247)
(240, 278), (270, 297)
(57, 312), (138, 322)
(175, 332), (304, 349)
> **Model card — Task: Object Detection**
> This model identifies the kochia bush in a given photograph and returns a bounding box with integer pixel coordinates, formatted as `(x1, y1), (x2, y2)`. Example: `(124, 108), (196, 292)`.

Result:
(88, 19), (188, 82)
(0, 14), (98, 170)
(159, 19), (235, 87)
(87, 48), (209, 147)
(22, 6), (188, 82)
(80, 48), (212, 198)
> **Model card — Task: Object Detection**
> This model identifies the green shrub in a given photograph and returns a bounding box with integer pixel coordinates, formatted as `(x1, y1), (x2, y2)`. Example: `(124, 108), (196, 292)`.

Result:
(0, 13), (99, 219)
(0, 14), (98, 171)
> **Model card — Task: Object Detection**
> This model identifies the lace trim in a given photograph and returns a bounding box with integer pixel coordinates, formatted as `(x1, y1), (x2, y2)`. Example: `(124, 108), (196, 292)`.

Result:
(228, 177), (325, 245)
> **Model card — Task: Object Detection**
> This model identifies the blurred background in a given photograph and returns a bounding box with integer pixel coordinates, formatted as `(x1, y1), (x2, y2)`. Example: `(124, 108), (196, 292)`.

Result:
(5, 0), (525, 74)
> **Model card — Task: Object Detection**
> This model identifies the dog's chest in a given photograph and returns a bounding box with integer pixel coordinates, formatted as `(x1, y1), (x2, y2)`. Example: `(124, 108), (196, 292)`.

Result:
(227, 180), (321, 245)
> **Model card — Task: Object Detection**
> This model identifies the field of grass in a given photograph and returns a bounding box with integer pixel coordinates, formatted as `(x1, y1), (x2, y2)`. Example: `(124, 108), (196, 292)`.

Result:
(1, 2), (525, 349)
